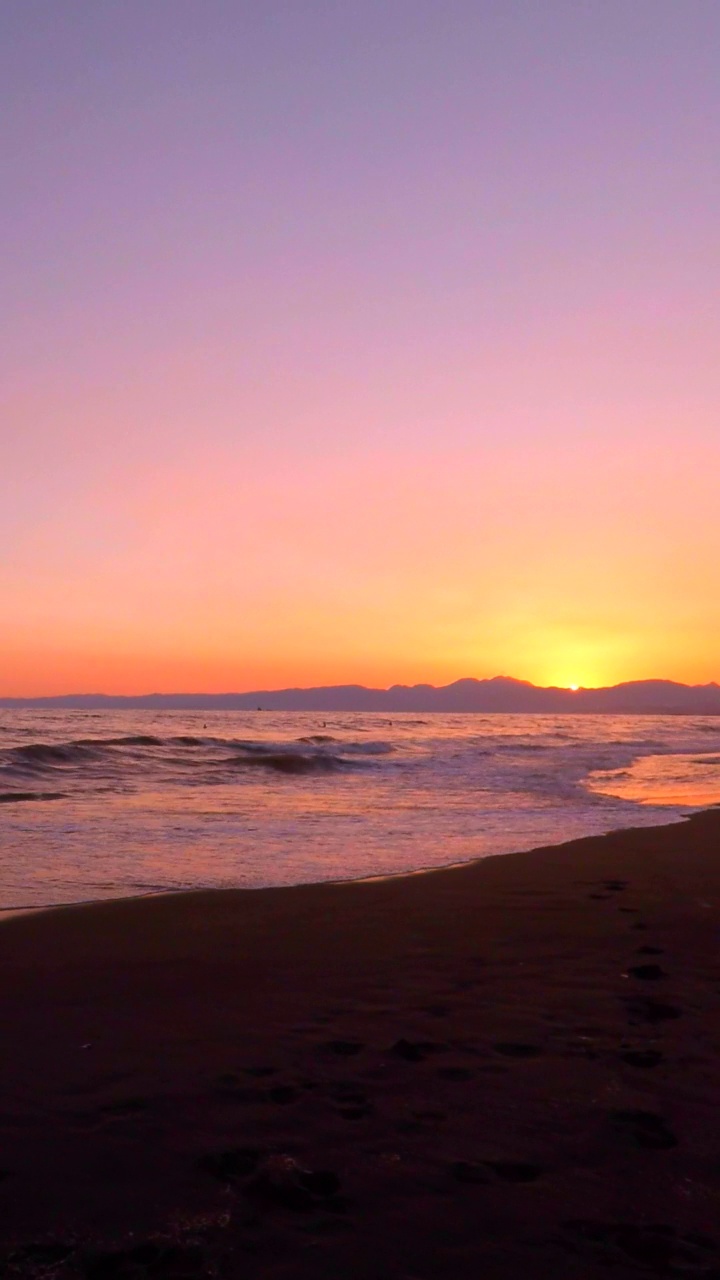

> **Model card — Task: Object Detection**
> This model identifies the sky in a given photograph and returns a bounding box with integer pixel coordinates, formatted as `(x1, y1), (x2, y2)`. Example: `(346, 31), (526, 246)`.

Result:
(2, 1), (719, 695)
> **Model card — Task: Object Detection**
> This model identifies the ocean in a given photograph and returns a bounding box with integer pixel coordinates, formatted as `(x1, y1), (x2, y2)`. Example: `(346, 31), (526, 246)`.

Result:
(1, 709), (720, 911)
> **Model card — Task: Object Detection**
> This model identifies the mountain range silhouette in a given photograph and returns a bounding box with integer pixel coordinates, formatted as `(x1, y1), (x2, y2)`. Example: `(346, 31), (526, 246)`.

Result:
(3, 677), (720, 713)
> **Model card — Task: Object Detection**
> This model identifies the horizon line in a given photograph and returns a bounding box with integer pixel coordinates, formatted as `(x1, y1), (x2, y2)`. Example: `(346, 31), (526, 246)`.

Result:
(2, 674), (720, 701)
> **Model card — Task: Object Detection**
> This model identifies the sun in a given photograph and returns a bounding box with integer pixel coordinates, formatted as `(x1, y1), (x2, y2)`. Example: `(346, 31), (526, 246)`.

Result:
(569, 684), (580, 691)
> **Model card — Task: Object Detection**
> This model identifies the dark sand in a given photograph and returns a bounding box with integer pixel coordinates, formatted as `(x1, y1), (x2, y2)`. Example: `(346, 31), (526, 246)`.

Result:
(1, 811), (720, 1278)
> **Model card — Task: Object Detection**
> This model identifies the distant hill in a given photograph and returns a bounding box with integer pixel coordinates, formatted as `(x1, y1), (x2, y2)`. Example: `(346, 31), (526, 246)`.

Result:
(2, 676), (720, 714)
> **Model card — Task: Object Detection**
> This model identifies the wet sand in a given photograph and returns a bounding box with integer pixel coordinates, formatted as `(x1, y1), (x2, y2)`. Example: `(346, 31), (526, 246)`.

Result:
(1, 810), (719, 1278)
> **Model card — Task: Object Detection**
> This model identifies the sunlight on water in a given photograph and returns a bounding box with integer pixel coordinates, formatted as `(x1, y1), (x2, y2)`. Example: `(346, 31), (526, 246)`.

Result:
(1, 710), (719, 909)
(588, 753), (720, 808)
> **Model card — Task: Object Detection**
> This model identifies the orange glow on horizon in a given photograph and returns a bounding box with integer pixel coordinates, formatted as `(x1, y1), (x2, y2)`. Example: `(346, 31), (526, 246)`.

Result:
(4, 436), (720, 698)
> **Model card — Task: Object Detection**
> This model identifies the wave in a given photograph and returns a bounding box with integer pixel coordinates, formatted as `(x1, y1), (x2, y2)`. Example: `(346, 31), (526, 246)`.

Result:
(4, 734), (213, 771)
(103, 734), (164, 747)
(228, 751), (350, 774)
(9, 732), (207, 756)
(10, 742), (100, 767)
(298, 736), (394, 755)
(0, 790), (66, 803)
(1, 733), (373, 784)
(79, 734), (205, 749)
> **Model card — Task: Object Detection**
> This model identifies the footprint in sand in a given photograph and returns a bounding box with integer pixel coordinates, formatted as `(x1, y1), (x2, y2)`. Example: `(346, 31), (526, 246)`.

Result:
(620, 1049), (664, 1069)
(627, 964), (667, 981)
(493, 1042), (543, 1059)
(199, 1147), (263, 1181)
(330, 1084), (367, 1102)
(99, 1096), (150, 1117)
(452, 1160), (541, 1184)
(436, 1066), (474, 1081)
(564, 1220), (717, 1271)
(624, 997), (682, 1024)
(451, 1160), (490, 1184)
(338, 1105), (369, 1120)
(589, 880), (628, 900)
(323, 1039), (365, 1057)
(329, 1083), (372, 1120)
(390, 1038), (446, 1062)
(213, 1076), (263, 1103)
(267, 1085), (299, 1105)
(485, 1160), (542, 1183)
(398, 1108), (447, 1134)
(611, 1109), (678, 1149)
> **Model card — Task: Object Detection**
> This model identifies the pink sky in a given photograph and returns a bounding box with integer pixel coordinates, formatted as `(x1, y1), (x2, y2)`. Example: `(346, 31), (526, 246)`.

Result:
(2, 2), (719, 694)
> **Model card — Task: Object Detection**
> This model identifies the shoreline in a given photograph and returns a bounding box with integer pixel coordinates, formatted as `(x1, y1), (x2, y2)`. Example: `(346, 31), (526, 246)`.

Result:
(0, 805), (701, 922)
(1, 809), (719, 1277)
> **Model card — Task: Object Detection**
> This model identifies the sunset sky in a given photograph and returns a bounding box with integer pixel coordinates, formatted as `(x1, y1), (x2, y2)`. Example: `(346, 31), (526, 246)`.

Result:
(3, 1), (719, 696)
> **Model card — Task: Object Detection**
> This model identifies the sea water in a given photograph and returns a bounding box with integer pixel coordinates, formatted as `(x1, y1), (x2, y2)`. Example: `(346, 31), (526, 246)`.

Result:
(1, 710), (720, 909)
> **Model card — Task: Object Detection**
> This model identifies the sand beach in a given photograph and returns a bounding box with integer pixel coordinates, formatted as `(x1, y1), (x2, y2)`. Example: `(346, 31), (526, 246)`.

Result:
(1, 810), (719, 1277)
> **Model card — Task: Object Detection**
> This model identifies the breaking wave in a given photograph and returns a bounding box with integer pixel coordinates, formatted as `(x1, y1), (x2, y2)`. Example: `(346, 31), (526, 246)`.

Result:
(228, 751), (350, 774)
(10, 742), (101, 767)
(0, 731), (374, 790)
